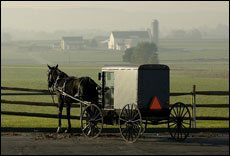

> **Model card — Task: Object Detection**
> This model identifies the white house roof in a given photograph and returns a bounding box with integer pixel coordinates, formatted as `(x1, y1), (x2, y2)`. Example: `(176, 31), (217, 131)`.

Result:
(62, 36), (83, 41)
(111, 31), (150, 39)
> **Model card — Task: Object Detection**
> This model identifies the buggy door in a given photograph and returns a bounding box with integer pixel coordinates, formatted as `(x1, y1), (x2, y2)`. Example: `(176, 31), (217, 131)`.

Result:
(138, 69), (169, 110)
(104, 72), (114, 109)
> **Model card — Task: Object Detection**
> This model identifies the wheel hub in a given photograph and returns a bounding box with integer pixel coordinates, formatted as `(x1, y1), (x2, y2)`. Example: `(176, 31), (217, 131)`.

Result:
(177, 117), (182, 127)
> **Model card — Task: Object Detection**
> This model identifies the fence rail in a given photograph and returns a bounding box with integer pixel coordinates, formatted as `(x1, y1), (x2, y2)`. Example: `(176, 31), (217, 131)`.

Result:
(1, 99), (228, 108)
(1, 86), (229, 127)
(1, 111), (80, 120)
(1, 99), (80, 108)
(1, 87), (49, 93)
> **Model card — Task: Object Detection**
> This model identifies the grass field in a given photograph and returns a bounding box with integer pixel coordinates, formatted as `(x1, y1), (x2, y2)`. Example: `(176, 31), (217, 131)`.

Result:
(1, 39), (229, 129)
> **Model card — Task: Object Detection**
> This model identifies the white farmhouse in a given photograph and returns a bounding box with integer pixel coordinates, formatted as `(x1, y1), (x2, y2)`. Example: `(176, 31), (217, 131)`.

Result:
(61, 36), (83, 50)
(108, 31), (151, 51)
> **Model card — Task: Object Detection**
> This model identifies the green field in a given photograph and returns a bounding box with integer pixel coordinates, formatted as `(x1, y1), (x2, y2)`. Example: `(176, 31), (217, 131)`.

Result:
(1, 39), (229, 129)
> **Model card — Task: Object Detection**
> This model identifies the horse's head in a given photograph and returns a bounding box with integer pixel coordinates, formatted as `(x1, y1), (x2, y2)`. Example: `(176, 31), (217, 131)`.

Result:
(47, 64), (59, 88)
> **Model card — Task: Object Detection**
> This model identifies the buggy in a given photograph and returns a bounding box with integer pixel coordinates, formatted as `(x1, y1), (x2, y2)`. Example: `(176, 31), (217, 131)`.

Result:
(59, 64), (191, 143)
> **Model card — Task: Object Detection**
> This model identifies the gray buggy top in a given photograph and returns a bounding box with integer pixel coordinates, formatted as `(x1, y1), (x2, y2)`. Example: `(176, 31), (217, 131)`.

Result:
(102, 64), (170, 112)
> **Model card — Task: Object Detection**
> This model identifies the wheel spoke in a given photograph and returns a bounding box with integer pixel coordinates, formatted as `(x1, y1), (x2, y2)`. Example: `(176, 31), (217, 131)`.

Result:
(93, 108), (99, 118)
(175, 106), (179, 117)
(130, 129), (134, 141)
(131, 119), (141, 124)
(169, 115), (177, 122)
(170, 112), (177, 119)
(169, 103), (191, 141)
(169, 121), (177, 128)
(83, 123), (91, 133)
(132, 112), (139, 120)
(128, 105), (130, 116)
(181, 124), (188, 136)
(92, 124), (99, 135)
(121, 127), (126, 133)
(182, 120), (190, 125)
(94, 118), (102, 122)
(178, 104), (182, 117)
(179, 128), (183, 140)
(87, 128), (91, 136)
(171, 124), (178, 138)
(93, 112), (102, 121)
(125, 128), (129, 138)
(181, 111), (188, 119)
(177, 126), (180, 140)
(119, 104), (141, 143)
(86, 109), (92, 118)
(130, 104), (134, 118)
(120, 117), (128, 123)
(132, 125), (139, 137)
(180, 105), (185, 117)
(125, 108), (129, 118)
(172, 107), (177, 117)
(81, 104), (103, 138)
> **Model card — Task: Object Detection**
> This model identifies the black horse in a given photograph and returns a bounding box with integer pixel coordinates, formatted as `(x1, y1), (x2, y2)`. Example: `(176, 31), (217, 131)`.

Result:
(47, 64), (99, 133)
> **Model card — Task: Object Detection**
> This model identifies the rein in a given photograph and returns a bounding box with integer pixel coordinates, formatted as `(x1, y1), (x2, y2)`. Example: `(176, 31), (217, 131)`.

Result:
(48, 69), (67, 107)
(48, 85), (56, 107)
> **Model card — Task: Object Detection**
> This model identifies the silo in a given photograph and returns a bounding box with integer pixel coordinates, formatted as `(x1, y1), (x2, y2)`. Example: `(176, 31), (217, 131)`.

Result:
(151, 19), (159, 45)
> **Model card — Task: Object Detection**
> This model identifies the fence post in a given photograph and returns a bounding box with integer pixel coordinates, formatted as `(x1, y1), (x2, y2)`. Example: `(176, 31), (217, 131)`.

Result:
(192, 85), (196, 128)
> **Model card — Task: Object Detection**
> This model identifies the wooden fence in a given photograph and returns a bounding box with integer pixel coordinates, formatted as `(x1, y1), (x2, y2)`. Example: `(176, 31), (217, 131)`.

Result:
(1, 85), (229, 128)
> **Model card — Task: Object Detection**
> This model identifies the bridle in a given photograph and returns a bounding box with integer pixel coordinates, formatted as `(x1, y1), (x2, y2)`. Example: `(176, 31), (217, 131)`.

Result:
(47, 68), (69, 106)
(47, 68), (59, 107)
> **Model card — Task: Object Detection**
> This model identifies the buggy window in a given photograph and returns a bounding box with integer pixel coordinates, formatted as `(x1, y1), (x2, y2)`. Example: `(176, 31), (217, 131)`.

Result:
(105, 72), (114, 87)
(104, 72), (114, 109)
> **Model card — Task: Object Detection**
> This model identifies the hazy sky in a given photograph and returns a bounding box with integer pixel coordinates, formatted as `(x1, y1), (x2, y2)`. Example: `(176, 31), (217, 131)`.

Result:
(2, 1), (229, 12)
(1, 1), (229, 32)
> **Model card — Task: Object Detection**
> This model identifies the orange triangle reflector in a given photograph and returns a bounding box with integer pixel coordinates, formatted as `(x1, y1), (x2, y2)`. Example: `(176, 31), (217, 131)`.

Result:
(150, 97), (162, 110)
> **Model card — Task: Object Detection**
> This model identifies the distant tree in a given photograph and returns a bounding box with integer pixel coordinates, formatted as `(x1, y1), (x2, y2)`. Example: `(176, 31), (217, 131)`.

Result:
(123, 47), (134, 62)
(123, 42), (159, 64)
(167, 29), (203, 39)
(168, 29), (187, 39)
(90, 39), (98, 48)
(188, 29), (202, 39)
(84, 39), (98, 48)
(148, 53), (159, 64)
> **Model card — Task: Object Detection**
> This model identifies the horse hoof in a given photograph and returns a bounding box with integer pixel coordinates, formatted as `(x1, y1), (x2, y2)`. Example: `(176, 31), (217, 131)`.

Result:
(56, 127), (62, 133)
(65, 129), (71, 133)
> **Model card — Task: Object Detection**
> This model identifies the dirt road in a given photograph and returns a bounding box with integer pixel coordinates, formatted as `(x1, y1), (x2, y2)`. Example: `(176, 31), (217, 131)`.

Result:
(1, 132), (229, 155)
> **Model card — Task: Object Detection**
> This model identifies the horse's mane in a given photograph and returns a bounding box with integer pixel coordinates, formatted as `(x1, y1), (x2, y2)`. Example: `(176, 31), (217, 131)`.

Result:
(57, 68), (69, 78)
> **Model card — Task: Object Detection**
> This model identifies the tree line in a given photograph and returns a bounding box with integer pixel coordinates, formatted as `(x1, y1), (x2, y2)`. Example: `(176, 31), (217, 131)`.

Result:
(123, 42), (159, 64)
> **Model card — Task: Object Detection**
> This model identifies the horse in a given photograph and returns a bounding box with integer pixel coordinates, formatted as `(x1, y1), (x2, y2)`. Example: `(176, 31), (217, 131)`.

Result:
(47, 64), (99, 133)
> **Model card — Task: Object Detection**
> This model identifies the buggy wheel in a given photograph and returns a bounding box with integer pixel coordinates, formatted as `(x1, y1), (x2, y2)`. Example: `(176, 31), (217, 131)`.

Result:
(119, 104), (142, 143)
(80, 104), (103, 138)
(168, 102), (191, 141)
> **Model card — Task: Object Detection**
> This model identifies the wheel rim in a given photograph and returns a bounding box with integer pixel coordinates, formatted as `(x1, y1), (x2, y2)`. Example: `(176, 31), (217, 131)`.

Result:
(81, 104), (103, 138)
(168, 102), (191, 141)
(119, 104), (142, 143)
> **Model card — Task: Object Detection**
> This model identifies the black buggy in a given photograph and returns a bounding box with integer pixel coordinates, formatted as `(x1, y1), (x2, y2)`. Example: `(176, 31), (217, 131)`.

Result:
(59, 64), (192, 143)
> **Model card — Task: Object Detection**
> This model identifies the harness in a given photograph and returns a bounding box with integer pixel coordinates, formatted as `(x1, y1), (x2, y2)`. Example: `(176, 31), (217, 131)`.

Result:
(48, 70), (99, 105)
(48, 70), (70, 106)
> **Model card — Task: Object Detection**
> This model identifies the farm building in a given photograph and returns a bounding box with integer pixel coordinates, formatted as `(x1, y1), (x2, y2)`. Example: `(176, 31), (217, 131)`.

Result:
(61, 36), (83, 50)
(108, 19), (159, 51)
(108, 31), (151, 50)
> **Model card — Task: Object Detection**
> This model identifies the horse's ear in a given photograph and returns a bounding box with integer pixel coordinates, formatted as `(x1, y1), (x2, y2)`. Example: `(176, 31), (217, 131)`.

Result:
(55, 64), (58, 69)
(47, 64), (51, 69)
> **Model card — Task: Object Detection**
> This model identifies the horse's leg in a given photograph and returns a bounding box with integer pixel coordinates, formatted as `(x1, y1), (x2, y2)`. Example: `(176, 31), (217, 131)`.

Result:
(65, 103), (72, 133)
(57, 99), (64, 133)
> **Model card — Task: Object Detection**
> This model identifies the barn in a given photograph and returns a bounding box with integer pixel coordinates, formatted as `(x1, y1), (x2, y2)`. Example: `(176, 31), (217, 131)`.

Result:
(108, 31), (151, 51)
(61, 36), (83, 50)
